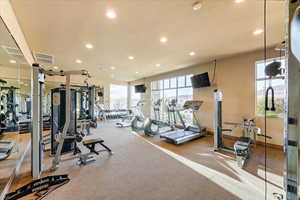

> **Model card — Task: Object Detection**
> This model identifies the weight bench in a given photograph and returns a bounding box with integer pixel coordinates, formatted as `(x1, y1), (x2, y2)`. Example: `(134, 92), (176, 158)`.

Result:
(78, 138), (112, 165)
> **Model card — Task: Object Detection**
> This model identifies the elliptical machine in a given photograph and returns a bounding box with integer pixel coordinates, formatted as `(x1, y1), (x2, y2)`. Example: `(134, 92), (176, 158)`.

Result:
(143, 99), (175, 136)
(131, 100), (146, 131)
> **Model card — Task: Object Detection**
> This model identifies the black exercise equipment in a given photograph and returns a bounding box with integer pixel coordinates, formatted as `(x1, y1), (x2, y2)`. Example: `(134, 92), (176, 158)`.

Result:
(51, 88), (77, 155)
(4, 174), (70, 200)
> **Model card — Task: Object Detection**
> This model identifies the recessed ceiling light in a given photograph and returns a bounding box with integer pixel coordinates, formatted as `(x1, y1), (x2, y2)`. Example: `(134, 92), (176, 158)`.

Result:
(128, 56), (135, 60)
(160, 37), (168, 43)
(9, 60), (16, 64)
(110, 66), (116, 70)
(235, 0), (244, 3)
(76, 59), (82, 64)
(106, 10), (117, 19)
(192, 1), (202, 10)
(85, 43), (93, 49)
(135, 71), (139, 74)
(253, 29), (263, 35)
(53, 66), (59, 70)
(189, 51), (196, 56)
(156, 64), (161, 67)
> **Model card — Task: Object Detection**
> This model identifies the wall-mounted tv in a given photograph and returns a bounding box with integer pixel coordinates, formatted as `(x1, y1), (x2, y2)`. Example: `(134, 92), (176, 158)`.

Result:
(135, 84), (146, 93)
(191, 72), (211, 88)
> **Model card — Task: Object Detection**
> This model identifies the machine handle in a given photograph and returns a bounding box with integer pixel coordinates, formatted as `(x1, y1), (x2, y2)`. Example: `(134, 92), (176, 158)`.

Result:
(265, 86), (276, 111)
(257, 133), (272, 139)
(222, 129), (232, 132)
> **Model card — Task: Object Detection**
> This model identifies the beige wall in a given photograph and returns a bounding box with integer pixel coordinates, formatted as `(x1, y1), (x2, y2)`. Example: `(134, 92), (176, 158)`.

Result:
(132, 48), (284, 146)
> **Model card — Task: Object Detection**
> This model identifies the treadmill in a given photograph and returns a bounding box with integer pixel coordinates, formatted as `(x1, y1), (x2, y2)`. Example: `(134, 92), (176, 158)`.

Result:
(160, 100), (206, 145)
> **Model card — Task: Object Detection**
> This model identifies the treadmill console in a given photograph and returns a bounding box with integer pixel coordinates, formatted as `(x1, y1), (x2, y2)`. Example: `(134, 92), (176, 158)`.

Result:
(183, 100), (203, 110)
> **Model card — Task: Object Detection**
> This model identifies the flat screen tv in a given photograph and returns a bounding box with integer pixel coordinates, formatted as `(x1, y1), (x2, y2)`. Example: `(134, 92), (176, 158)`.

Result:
(191, 72), (211, 88)
(135, 84), (146, 93)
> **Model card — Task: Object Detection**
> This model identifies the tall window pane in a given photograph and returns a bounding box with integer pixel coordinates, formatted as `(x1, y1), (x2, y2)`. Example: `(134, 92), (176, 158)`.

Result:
(110, 84), (128, 109)
(170, 78), (177, 88)
(164, 79), (170, 89)
(186, 74), (193, 87)
(255, 58), (285, 118)
(178, 76), (185, 87)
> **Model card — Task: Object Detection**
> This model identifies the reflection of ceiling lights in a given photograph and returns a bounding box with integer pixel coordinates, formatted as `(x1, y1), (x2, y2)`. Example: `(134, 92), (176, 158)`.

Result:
(160, 37), (168, 43)
(235, 0), (244, 3)
(53, 66), (59, 70)
(9, 59), (16, 64)
(253, 29), (263, 35)
(76, 59), (82, 64)
(110, 66), (116, 70)
(189, 51), (196, 56)
(128, 56), (135, 60)
(106, 10), (117, 19)
(156, 64), (160, 67)
(135, 71), (139, 74)
(85, 43), (93, 49)
(192, 1), (202, 10)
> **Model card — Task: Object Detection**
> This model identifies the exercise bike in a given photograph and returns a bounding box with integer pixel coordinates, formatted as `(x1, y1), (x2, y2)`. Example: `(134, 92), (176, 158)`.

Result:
(131, 100), (146, 131)
(144, 99), (175, 136)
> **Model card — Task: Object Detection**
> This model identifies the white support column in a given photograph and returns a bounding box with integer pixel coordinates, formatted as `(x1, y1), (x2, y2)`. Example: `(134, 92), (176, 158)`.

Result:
(31, 64), (41, 179)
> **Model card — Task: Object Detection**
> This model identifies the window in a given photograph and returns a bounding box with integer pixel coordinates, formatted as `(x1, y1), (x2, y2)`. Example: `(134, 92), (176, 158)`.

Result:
(110, 84), (128, 109)
(255, 58), (285, 118)
(151, 74), (193, 123)
(130, 86), (141, 107)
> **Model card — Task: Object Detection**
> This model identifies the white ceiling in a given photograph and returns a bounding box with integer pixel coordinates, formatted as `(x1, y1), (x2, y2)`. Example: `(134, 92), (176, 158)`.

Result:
(10, 0), (285, 82)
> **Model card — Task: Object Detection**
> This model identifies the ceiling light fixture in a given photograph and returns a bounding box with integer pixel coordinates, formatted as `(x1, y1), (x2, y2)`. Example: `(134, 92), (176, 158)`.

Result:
(235, 0), (244, 3)
(160, 37), (168, 43)
(128, 56), (135, 60)
(253, 29), (263, 35)
(110, 66), (116, 70)
(192, 1), (202, 10)
(135, 71), (139, 74)
(76, 59), (82, 64)
(9, 60), (16, 64)
(189, 51), (196, 56)
(156, 64), (161, 67)
(85, 43), (93, 49)
(106, 10), (117, 19)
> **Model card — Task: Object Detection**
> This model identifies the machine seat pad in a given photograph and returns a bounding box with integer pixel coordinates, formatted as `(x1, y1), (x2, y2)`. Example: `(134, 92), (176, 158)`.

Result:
(83, 138), (104, 146)
(234, 141), (249, 151)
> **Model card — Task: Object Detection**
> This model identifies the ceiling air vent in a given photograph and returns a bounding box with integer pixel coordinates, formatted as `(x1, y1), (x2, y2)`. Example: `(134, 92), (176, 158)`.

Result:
(1, 45), (23, 57)
(34, 52), (54, 64)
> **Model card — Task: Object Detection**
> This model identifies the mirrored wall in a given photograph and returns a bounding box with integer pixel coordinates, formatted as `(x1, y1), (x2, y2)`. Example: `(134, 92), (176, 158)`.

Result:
(0, 17), (30, 195)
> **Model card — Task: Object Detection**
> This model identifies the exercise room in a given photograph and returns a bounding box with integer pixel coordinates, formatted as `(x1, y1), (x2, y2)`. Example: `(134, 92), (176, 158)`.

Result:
(0, 0), (298, 199)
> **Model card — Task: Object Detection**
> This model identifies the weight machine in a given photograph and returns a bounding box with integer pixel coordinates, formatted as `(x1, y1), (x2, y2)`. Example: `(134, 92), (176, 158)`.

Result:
(31, 63), (112, 178)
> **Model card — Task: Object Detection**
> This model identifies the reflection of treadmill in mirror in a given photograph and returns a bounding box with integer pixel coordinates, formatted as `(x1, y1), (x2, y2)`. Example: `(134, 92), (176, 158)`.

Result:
(160, 100), (206, 145)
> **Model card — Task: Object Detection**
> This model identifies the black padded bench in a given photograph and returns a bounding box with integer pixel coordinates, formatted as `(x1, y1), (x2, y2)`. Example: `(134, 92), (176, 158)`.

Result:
(82, 138), (112, 155)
